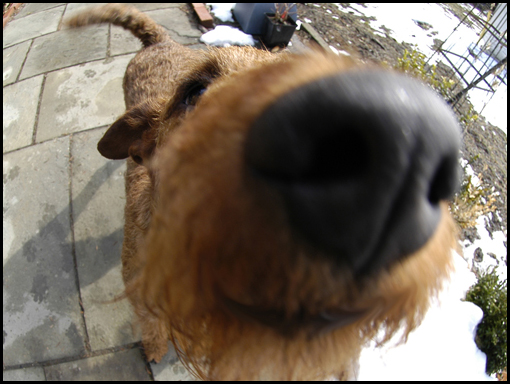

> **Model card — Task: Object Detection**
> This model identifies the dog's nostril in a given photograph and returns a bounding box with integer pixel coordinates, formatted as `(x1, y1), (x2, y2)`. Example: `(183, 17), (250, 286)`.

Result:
(428, 155), (459, 205)
(245, 96), (374, 184)
(311, 130), (370, 182)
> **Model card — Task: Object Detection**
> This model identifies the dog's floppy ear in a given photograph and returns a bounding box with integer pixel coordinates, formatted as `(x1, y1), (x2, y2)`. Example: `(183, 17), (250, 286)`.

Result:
(98, 99), (164, 166)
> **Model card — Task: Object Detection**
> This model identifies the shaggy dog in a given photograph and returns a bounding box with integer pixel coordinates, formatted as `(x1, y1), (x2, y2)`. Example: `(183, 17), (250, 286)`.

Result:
(67, 4), (461, 380)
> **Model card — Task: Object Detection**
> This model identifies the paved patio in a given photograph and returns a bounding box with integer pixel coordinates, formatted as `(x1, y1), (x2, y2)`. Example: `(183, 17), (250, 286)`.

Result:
(3, 3), (212, 380)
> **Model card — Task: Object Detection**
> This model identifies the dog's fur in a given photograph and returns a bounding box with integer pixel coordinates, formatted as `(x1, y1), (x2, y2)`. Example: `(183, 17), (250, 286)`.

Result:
(67, 4), (458, 380)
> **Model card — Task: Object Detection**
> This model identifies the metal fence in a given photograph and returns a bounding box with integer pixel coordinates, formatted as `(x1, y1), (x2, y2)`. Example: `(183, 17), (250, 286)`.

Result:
(427, 3), (507, 116)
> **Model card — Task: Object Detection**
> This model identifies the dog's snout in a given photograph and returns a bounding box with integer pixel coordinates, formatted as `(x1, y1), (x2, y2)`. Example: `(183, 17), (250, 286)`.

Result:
(245, 71), (461, 275)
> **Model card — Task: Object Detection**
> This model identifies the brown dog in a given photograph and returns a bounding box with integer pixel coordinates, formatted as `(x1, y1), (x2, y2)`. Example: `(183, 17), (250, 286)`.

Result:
(67, 4), (461, 380)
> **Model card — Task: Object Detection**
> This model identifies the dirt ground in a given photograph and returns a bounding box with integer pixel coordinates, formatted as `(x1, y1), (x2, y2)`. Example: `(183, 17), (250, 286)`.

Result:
(293, 3), (507, 249)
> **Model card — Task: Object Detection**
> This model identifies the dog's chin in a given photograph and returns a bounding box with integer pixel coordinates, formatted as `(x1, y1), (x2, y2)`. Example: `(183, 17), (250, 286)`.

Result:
(221, 294), (371, 338)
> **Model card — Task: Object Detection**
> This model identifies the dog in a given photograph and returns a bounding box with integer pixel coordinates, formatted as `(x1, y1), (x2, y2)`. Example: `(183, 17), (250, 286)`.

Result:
(67, 4), (461, 380)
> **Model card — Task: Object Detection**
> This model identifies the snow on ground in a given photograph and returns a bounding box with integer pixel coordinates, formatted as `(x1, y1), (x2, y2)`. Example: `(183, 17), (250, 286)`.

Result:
(207, 3), (235, 23)
(200, 25), (256, 47)
(460, 160), (507, 282)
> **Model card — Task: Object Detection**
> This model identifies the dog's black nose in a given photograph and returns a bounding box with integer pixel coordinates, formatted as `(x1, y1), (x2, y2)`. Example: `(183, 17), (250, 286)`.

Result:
(245, 70), (461, 276)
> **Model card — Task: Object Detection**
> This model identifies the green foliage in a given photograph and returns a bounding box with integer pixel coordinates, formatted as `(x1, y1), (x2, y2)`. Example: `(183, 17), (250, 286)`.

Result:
(465, 267), (507, 375)
(396, 49), (452, 97)
(450, 169), (496, 229)
(395, 49), (479, 124)
(459, 103), (479, 125)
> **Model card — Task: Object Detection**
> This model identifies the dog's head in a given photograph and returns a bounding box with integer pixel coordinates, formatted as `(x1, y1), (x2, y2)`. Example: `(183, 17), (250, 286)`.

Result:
(99, 48), (460, 379)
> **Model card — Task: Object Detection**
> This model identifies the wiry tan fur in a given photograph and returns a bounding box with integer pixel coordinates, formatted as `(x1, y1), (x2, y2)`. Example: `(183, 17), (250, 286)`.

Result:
(67, 4), (458, 380)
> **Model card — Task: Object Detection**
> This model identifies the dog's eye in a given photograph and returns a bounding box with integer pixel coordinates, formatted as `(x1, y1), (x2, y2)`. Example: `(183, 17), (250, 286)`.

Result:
(183, 84), (207, 107)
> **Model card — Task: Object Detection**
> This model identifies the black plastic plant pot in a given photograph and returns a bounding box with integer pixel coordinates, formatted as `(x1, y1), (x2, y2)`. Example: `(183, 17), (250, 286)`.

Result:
(263, 13), (297, 47)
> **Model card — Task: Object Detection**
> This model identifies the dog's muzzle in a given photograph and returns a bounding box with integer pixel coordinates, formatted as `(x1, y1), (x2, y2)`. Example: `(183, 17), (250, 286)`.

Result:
(245, 70), (461, 276)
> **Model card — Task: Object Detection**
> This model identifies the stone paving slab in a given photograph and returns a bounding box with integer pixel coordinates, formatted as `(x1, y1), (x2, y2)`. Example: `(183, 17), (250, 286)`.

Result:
(17, 3), (66, 19)
(2, 366), (46, 381)
(3, 75), (43, 152)
(38, 54), (133, 141)
(71, 128), (133, 351)
(44, 349), (150, 380)
(21, 25), (109, 80)
(3, 40), (31, 86)
(4, 137), (84, 365)
(3, 5), (64, 48)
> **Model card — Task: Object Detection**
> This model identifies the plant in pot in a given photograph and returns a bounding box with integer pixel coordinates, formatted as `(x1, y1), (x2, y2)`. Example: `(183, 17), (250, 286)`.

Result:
(263, 3), (297, 47)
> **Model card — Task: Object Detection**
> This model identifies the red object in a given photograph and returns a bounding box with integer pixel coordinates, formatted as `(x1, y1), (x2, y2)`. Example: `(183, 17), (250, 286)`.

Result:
(192, 3), (214, 28)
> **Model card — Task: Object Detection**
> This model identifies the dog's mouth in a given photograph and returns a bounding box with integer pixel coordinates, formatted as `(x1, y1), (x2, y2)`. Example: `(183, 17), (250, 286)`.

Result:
(221, 295), (371, 338)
